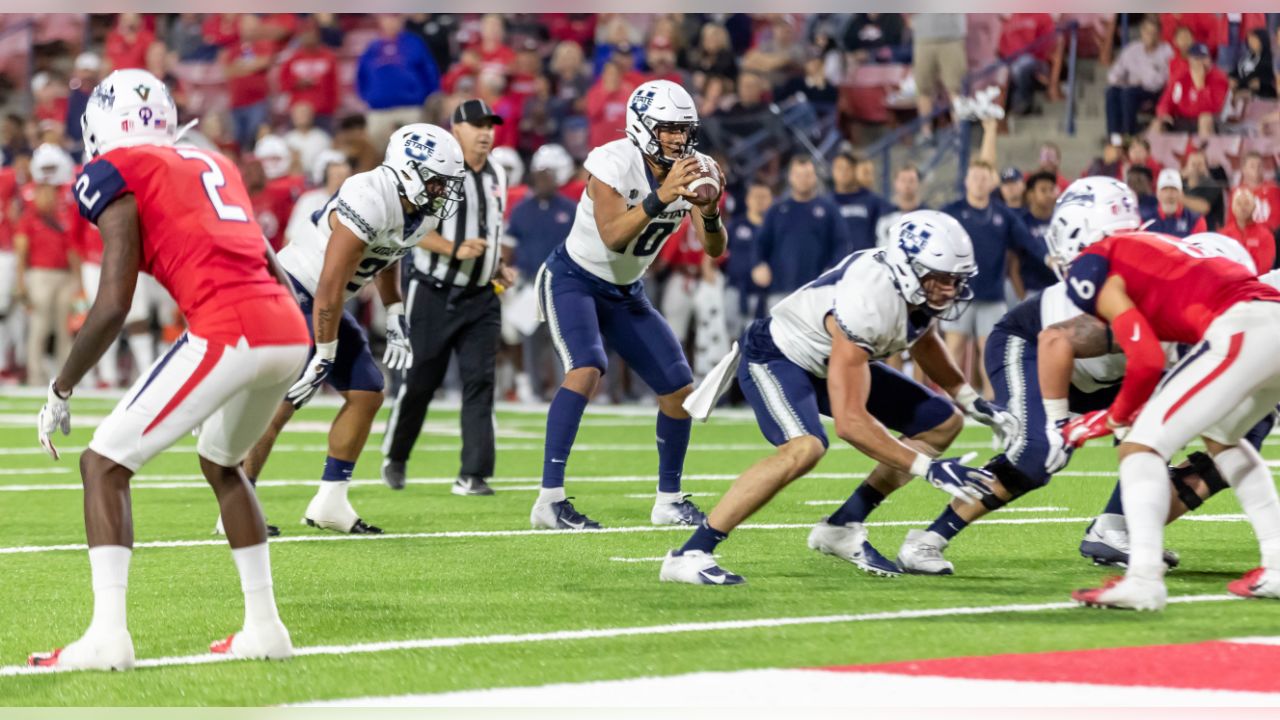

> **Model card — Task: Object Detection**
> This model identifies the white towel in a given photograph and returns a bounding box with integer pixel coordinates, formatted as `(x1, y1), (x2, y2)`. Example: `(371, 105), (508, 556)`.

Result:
(683, 342), (741, 422)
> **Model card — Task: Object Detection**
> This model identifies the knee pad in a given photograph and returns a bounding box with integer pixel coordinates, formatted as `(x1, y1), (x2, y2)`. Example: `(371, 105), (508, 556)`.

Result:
(984, 454), (1047, 500)
(1170, 451), (1228, 512)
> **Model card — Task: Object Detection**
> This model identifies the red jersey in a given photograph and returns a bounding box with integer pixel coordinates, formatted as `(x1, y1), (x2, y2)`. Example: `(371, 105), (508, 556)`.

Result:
(222, 40), (276, 109)
(0, 168), (17, 252)
(74, 145), (307, 346)
(1156, 67), (1229, 120)
(71, 205), (103, 265)
(1066, 232), (1280, 345)
(252, 175), (306, 252)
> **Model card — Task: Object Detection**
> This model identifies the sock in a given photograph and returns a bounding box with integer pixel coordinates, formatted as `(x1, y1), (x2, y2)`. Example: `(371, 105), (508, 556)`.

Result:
(678, 519), (728, 555)
(828, 483), (885, 526)
(655, 490), (686, 505)
(1103, 481), (1125, 515)
(322, 456), (355, 482)
(231, 543), (280, 628)
(542, 387), (588, 489)
(656, 411), (691, 494)
(926, 506), (969, 541)
(127, 333), (155, 371)
(1213, 445), (1280, 569)
(87, 545), (131, 635)
(538, 486), (567, 504)
(1118, 452), (1171, 580)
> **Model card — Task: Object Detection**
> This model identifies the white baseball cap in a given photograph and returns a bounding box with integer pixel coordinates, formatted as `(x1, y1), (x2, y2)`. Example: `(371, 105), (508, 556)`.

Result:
(1157, 168), (1182, 191)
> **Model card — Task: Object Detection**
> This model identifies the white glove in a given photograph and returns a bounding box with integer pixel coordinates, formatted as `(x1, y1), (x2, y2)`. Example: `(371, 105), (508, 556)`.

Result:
(37, 381), (71, 460)
(955, 385), (1020, 452)
(383, 302), (413, 371)
(1044, 419), (1073, 474)
(914, 451), (994, 504)
(285, 340), (337, 409)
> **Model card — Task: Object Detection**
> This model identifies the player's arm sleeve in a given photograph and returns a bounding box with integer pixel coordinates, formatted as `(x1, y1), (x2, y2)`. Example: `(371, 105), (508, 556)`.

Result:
(75, 159), (130, 223)
(830, 268), (886, 357)
(1108, 306), (1165, 424)
(332, 177), (386, 245)
(1063, 251), (1111, 316)
(582, 146), (627, 198)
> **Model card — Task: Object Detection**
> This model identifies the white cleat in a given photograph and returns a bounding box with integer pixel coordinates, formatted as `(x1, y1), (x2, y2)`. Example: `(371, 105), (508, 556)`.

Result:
(658, 550), (745, 585)
(214, 514), (225, 535)
(807, 521), (902, 577)
(303, 484), (383, 534)
(1072, 575), (1168, 611)
(1229, 567), (1280, 599)
(897, 529), (955, 575)
(650, 495), (706, 526)
(210, 621), (293, 660)
(28, 629), (135, 671)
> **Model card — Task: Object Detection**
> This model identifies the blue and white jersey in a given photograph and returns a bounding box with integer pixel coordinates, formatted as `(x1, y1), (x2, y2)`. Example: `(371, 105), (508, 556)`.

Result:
(565, 138), (694, 285)
(995, 282), (1127, 393)
(278, 165), (440, 300)
(769, 250), (933, 378)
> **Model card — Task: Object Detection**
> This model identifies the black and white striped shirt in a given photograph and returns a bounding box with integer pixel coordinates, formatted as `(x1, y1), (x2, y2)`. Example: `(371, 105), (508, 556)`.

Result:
(412, 159), (507, 289)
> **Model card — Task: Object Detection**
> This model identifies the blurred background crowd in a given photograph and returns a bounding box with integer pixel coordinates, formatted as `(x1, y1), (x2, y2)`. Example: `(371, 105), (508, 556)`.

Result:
(2, 12), (1280, 402)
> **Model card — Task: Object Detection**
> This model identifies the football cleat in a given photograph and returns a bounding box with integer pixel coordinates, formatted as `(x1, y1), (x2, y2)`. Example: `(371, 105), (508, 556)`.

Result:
(210, 621), (293, 660)
(530, 497), (601, 530)
(303, 487), (382, 534)
(807, 520), (901, 577)
(1227, 567), (1280, 599)
(1079, 516), (1179, 569)
(659, 550), (745, 586)
(28, 630), (135, 671)
(381, 460), (406, 491)
(452, 475), (495, 496)
(651, 495), (706, 526)
(896, 529), (955, 575)
(1072, 575), (1168, 611)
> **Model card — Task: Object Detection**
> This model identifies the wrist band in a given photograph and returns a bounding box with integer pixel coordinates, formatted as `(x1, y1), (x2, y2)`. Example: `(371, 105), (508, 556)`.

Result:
(642, 192), (667, 218)
(954, 384), (979, 411)
(1044, 397), (1070, 423)
(701, 210), (722, 233)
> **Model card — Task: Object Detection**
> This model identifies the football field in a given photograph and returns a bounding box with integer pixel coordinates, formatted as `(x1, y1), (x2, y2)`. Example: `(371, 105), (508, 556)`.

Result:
(1, 391), (1278, 706)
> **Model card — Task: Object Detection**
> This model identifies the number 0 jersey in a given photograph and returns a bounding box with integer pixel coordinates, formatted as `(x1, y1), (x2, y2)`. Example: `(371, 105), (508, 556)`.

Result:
(75, 144), (307, 346)
(278, 165), (441, 301)
(565, 139), (693, 285)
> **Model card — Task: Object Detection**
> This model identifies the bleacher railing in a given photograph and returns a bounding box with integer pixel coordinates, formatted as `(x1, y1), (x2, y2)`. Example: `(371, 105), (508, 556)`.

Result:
(865, 19), (1081, 198)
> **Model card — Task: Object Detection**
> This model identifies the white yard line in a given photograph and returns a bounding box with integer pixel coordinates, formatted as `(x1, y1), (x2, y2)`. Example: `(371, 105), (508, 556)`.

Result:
(0, 593), (1240, 678)
(0, 514), (1249, 556)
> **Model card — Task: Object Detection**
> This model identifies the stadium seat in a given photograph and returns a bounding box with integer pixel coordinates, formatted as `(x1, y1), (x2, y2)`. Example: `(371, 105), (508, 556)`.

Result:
(1146, 132), (1190, 170)
(1204, 134), (1244, 173)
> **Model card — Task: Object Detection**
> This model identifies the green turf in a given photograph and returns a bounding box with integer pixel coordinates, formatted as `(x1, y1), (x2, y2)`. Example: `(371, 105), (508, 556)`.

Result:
(0, 395), (1272, 705)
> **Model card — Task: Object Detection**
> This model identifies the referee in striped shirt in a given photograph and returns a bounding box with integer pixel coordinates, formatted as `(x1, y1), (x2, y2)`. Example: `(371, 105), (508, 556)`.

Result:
(382, 99), (514, 496)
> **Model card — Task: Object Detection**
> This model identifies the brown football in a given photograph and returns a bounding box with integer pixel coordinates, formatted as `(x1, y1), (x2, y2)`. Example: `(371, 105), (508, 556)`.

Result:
(687, 154), (722, 205)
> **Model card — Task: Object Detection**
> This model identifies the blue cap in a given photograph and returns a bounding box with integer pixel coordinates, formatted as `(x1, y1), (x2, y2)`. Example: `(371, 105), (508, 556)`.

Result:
(1000, 167), (1024, 183)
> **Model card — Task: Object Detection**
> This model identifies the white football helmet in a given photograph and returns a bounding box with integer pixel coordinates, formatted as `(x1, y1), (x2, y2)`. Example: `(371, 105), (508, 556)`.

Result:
(1046, 176), (1141, 276)
(490, 146), (524, 187)
(383, 123), (466, 219)
(1184, 232), (1258, 275)
(254, 135), (292, 180)
(881, 209), (978, 320)
(530, 143), (575, 187)
(625, 79), (698, 168)
(81, 69), (178, 158)
(32, 143), (75, 186)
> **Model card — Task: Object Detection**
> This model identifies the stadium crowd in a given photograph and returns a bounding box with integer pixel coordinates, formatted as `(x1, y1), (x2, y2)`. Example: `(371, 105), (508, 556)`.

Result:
(1, 12), (1280, 402)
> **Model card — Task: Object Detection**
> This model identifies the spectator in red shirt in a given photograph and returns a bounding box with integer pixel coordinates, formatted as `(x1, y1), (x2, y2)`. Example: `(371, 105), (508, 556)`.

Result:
(998, 13), (1057, 116)
(477, 70), (523, 150)
(542, 14), (596, 48)
(1122, 137), (1163, 179)
(201, 14), (240, 52)
(1154, 43), (1228, 137)
(472, 14), (516, 76)
(220, 14), (276, 151)
(14, 161), (76, 386)
(1161, 13), (1220, 58)
(252, 135), (307, 252)
(585, 61), (632, 149)
(1227, 151), (1280, 234)
(1221, 188), (1276, 272)
(32, 72), (68, 129)
(644, 35), (686, 86)
(279, 22), (339, 130)
(442, 49), (483, 95)
(1168, 25), (1195, 82)
(104, 13), (158, 72)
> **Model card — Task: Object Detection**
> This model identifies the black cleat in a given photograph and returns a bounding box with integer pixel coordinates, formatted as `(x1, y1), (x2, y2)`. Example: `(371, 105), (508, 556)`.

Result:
(452, 475), (495, 496)
(382, 460), (406, 491)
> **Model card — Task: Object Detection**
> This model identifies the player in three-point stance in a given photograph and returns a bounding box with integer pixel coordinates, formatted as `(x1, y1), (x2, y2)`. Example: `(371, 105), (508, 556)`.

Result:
(1052, 192), (1280, 609)
(31, 69), (311, 669)
(241, 123), (466, 534)
(662, 210), (1018, 585)
(532, 79), (725, 529)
